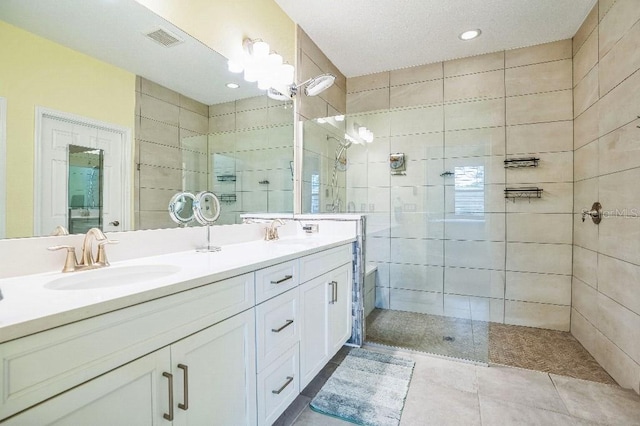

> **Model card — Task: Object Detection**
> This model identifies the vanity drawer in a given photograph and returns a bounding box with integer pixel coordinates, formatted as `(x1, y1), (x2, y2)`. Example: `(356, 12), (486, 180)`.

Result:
(255, 259), (299, 303)
(300, 244), (352, 283)
(0, 273), (255, 420)
(257, 343), (299, 426)
(255, 288), (300, 372)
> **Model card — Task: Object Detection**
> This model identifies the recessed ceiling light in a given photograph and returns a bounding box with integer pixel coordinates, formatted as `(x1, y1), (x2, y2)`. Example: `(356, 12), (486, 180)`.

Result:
(459, 29), (481, 41)
(226, 82), (239, 89)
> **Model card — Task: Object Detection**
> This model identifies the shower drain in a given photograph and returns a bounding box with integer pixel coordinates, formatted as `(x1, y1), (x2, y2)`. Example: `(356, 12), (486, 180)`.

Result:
(443, 336), (455, 342)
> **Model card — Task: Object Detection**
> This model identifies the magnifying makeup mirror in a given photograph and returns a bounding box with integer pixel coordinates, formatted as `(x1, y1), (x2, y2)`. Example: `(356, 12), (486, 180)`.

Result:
(168, 192), (196, 226)
(194, 191), (222, 252)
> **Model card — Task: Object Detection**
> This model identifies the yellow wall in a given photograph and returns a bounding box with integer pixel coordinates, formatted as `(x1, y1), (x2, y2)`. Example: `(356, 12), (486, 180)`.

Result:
(0, 21), (136, 238)
(136, 0), (296, 65)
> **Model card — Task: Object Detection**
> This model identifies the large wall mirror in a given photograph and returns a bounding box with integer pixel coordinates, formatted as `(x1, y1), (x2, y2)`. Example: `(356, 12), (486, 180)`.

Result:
(0, 0), (294, 239)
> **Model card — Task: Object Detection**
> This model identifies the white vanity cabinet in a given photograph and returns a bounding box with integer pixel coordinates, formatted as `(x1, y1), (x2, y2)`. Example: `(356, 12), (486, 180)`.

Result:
(299, 246), (352, 390)
(5, 310), (257, 426)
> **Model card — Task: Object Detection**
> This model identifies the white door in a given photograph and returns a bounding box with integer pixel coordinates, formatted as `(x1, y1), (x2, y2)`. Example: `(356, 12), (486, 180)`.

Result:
(36, 109), (130, 236)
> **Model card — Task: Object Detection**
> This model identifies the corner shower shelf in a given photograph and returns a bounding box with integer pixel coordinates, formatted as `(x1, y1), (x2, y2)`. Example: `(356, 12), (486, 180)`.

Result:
(504, 187), (543, 200)
(218, 193), (237, 203)
(504, 157), (540, 168)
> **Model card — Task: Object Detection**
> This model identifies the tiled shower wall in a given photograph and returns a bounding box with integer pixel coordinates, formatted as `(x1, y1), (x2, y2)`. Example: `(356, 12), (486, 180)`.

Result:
(134, 77), (208, 230)
(347, 41), (574, 330)
(571, 0), (640, 393)
(208, 96), (295, 224)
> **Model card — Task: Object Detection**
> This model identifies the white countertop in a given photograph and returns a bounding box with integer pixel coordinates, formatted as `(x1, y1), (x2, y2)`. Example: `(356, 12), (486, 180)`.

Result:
(0, 235), (354, 344)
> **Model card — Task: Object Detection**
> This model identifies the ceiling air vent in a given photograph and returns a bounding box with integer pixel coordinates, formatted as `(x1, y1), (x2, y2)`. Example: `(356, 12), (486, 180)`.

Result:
(144, 28), (183, 47)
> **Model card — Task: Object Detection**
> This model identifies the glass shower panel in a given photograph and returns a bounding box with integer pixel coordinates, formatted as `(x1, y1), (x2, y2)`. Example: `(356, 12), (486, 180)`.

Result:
(68, 145), (103, 234)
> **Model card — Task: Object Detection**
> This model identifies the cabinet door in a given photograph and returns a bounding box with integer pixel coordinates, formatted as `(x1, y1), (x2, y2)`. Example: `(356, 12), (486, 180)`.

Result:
(329, 263), (353, 355)
(4, 348), (170, 426)
(171, 309), (257, 426)
(299, 274), (331, 389)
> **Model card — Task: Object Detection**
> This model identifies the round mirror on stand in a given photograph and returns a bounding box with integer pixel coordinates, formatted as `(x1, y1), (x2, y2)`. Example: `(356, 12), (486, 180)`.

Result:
(194, 191), (221, 252)
(168, 192), (196, 226)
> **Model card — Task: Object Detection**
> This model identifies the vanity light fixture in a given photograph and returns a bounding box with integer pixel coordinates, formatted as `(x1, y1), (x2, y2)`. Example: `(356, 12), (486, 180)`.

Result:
(226, 82), (239, 89)
(459, 29), (481, 40)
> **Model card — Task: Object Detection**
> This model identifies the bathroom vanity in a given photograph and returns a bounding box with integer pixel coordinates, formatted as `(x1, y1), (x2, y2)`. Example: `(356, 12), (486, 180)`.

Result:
(0, 232), (354, 425)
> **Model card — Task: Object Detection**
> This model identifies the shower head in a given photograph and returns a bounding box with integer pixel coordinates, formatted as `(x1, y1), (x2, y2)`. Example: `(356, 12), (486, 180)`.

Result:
(304, 73), (336, 96)
(327, 135), (352, 149)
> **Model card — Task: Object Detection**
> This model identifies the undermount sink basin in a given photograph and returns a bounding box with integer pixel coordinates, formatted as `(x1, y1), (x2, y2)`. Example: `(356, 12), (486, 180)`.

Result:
(44, 265), (181, 290)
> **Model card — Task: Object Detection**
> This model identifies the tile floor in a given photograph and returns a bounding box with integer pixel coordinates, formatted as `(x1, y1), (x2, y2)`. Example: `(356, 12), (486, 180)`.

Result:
(276, 345), (640, 426)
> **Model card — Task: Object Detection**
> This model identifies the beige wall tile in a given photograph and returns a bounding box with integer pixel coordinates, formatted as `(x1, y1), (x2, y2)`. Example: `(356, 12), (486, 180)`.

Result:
(506, 151), (573, 184)
(139, 141), (181, 169)
(505, 59), (572, 97)
(299, 93), (328, 120)
(598, 254), (640, 316)
(596, 292), (640, 363)
(506, 213), (572, 244)
(391, 132), (444, 160)
(389, 264), (443, 292)
(322, 83), (347, 115)
(600, 20), (640, 96)
(574, 30), (599, 84)
(505, 271), (571, 305)
(390, 288), (444, 316)
(571, 309), (598, 355)
(445, 98), (505, 130)
(445, 155), (505, 184)
(179, 108), (208, 134)
(138, 211), (177, 230)
(180, 131), (208, 153)
(599, 216), (640, 265)
(600, 0), (616, 21)
(593, 328), (640, 394)
(504, 300), (570, 331)
(572, 277), (598, 323)
(445, 240), (505, 270)
(209, 101), (236, 117)
(574, 214), (599, 253)
(573, 5), (598, 54)
(599, 0), (640, 59)
(209, 113), (235, 133)
(599, 168), (640, 215)
(506, 40), (572, 68)
(506, 120), (573, 154)
(349, 110), (391, 137)
(574, 103), (598, 149)
(236, 95), (268, 112)
(445, 184), (506, 214)
(139, 94), (179, 126)
(140, 78), (179, 104)
(179, 94), (208, 116)
(506, 90), (573, 125)
(470, 297), (505, 323)
(574, 64), (599, 118)
(505, 182), (573, 214)
(443, 213), (505, 242)
(347, 72), (390, 93)
(139, 164), (182, 190)
(573, 245), (598, 287)
(445, 126), (505, 158)
(599, 120), (640, 175)
(391, 237), (444, 266)
(347, 88), (390, 114)
(598, 68), (640, 136)
(390, 62), (443, 86)
(139, 188), (177, 211)
(444, 51), (504, 77)
(390, 79), (443, 108)
(390, 105), (443, 136)
(506, 242), (572, 275)
(445, 70), (504, 102)
(444, 266), (505, 298)
(138, 117), (179, 147)
(574, 140), (599, 181)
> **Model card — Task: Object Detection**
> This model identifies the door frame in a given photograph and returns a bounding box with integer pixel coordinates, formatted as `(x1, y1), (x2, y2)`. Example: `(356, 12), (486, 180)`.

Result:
(34, 107), (132, 235)
(0, 97), (6, 238)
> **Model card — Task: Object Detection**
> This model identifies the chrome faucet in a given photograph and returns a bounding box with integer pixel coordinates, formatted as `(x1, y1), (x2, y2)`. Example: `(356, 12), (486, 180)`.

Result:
(264, 219), (285, 241)
(48, 227), (118, 272)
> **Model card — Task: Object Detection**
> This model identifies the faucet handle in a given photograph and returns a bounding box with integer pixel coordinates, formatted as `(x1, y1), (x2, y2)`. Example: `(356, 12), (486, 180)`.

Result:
(48, 245), (78, 273)
(96, 239), (118, 266)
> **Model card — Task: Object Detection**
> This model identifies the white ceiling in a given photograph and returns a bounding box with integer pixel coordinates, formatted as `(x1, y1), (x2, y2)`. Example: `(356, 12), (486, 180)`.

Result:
(275, 0), (596, 77)
(0, 0), (261, 105)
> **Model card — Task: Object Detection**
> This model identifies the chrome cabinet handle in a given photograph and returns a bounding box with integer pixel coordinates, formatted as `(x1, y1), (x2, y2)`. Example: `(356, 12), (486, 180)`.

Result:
(163, 372), (174, 421)
(270, 275), (293, 285)
(178, 364), (189, 411)
(271, 319), (294, 333)
(328, 282), (334, 304)
(272, 376), (294, 395)
(333, 280), (338, 303)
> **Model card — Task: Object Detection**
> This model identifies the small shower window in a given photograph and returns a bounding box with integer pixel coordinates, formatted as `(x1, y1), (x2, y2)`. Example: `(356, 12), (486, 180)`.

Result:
(454, 166), (484, 216)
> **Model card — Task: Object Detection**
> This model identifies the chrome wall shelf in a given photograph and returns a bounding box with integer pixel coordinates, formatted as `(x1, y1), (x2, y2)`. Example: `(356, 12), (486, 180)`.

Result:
(504, 157), (540, 168)
(504, 187), (543, 200)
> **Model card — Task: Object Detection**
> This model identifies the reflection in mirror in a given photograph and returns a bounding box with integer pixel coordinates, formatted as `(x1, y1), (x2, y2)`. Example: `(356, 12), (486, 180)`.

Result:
(168, 192), (196, 226)
(194, 191), (221, 226)
(0, 0), (294, 239)
(68, 146), (103, 234)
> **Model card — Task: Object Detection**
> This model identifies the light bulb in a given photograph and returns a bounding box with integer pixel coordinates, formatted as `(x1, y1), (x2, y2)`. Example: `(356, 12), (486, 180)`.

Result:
(459, 29), (481, 40)
(244, 66), (258, 83)
(252, 41), (270, 58)
(334, 115), (345, 122)
(227, 60), (243, 73)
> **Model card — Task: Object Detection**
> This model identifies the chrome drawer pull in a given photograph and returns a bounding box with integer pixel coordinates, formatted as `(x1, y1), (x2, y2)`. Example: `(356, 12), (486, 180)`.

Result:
(271, 319), (294, 333)
(162, 372), (174, 421)
(272, 376), (294, 394)
(270, 275), (293, 285)
(178, 364), (189, 411)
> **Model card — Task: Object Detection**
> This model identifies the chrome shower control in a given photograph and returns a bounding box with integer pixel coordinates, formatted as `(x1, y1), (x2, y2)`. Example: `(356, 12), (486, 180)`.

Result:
(582, 202), (602, 224)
